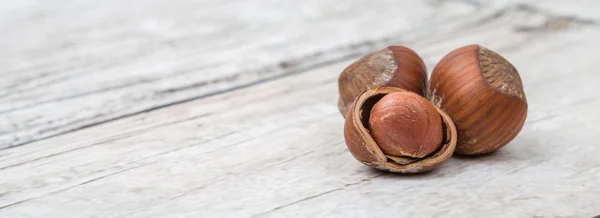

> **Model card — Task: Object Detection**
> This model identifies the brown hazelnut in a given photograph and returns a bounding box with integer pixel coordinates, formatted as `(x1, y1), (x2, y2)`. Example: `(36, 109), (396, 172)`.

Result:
(337, 46), (427, 118)
(344, 86), (457, 173)
(369, 92), (443, 158)
(428, 45), (528, 155)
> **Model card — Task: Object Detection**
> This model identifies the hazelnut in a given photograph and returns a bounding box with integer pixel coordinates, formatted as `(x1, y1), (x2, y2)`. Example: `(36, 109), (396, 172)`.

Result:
(369, 92), (443, 158)
(337, 46), (427, 118)
(344, 87), (457, 173)
(429, 45), (528, 155)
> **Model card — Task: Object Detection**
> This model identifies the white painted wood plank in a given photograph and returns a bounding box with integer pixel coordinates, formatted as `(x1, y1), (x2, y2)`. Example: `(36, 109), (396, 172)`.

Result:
(527, 0), (600, 21)
(0, 0), (492, 148)
(1, 5), (600, 217)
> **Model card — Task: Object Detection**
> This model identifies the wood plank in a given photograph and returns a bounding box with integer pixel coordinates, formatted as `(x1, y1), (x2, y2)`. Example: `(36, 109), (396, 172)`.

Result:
(1, 3), (599, 217)
(0, 0), (492, 148)
(528, 0), (600, 21)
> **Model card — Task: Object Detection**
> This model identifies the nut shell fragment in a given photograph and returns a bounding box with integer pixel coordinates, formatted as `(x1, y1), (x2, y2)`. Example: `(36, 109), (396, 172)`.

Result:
(344, 87), (457, 173)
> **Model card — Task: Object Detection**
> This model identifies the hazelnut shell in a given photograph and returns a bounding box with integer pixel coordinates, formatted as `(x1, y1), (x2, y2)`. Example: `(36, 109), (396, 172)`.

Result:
(337, 46), (427, 117)
(429, 45), (528, 155)
(344, 87), (457, 173)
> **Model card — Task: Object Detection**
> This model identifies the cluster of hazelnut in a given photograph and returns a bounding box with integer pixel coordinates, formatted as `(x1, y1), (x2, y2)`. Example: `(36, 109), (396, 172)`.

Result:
(338, 45), (527, 173)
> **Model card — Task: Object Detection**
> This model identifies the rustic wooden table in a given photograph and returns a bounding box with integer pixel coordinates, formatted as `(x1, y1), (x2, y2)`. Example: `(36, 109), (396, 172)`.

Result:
(1, 1), (599, 217)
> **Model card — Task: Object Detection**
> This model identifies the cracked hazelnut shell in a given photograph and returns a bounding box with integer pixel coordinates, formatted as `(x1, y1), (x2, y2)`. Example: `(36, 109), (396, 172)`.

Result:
(344, 87), (457, 173)
(428, 45), (528, 155)
(337, 46), (427, 117)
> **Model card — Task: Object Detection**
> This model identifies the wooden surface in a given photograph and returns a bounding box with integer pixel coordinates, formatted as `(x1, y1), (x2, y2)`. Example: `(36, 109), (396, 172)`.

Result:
(1, 0), (600, 217)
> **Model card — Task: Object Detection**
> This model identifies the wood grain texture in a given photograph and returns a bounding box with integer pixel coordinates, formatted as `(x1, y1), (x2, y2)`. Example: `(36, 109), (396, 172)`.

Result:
(0, 0), (488, 149)
(1, 0), (600, 217)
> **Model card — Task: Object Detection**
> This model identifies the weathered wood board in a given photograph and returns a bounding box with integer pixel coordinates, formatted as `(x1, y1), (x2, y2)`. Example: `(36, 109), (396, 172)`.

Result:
(0, 0), (489, 148)
(1, 0), (600, 217)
